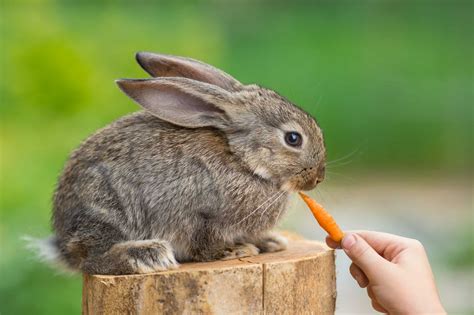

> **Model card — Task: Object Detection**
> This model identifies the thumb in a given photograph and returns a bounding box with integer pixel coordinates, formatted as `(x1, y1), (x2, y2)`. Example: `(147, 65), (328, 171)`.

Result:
(341, 233), (388, 279)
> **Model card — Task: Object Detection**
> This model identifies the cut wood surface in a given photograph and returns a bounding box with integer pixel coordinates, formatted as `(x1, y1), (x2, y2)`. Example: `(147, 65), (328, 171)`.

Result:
(82, 239), (336, 315)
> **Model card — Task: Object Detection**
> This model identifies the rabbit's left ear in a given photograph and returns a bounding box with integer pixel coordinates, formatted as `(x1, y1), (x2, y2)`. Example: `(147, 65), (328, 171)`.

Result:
(116, 77), (244, 129)
(135, 52), (243, 92)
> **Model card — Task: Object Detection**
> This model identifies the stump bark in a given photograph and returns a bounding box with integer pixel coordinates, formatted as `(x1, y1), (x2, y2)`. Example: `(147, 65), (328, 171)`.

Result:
(82, 239), (336, 314)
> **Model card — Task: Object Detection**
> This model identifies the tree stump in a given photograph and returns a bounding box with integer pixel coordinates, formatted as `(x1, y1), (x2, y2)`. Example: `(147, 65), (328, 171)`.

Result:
(82, 239), (336, 314)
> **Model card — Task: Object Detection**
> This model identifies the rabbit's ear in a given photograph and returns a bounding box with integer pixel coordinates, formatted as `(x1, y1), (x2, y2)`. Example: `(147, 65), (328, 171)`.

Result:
(116, 77), (241, 129)
(136, 52), (243, 92)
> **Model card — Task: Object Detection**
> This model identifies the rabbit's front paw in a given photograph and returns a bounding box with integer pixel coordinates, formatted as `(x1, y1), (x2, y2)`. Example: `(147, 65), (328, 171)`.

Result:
(221, 243), (260, 260)
(126, 240), (178, 274)
(254, 232), (288, 253)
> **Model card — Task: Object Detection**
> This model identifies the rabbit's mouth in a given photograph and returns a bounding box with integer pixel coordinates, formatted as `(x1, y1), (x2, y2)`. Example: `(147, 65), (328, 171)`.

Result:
(282, 166), (325, 192)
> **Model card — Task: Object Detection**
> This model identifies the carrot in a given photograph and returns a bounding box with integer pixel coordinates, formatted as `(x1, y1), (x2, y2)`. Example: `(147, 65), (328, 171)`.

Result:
(298, 192), (344, 242)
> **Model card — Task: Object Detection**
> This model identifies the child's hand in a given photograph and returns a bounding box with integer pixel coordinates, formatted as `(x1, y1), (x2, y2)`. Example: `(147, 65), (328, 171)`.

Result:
(326, 231), (446, 314)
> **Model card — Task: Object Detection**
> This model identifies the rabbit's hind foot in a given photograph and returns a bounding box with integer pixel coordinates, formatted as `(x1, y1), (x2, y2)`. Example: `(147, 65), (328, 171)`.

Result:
(113, 239), (178, 274)
(220, 243), (260, 260)
(253, 232), (288, 253)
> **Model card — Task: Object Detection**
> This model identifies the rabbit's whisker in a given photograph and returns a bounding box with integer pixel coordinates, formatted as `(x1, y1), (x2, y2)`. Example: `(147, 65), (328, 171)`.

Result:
(326, 159), (357, 169)
(258, 190), (285, 220)
(233, 190), (283, 226)
(326, 148), (361, 166)
(273, 196), (287, 225)
(325, 170), (356, 183)
(313, 187), (325, 203)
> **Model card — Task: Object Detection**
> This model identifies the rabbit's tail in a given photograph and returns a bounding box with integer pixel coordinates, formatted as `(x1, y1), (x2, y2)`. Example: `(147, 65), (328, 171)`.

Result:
(23, 235), (75, 273)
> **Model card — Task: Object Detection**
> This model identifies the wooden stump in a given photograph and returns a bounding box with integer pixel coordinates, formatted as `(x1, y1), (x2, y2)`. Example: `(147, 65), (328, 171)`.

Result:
(82, 239), (336, 314)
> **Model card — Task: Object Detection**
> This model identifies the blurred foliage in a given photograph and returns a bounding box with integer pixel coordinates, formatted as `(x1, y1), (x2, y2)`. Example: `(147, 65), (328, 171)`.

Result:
(0, 0), (472, 314)
(444, 224), (474, 270)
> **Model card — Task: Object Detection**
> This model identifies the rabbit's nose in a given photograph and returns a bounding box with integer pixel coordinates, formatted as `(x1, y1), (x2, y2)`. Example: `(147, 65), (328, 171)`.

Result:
(317, 165), (326, 181)
(307, 165), (325, 186)
(299, 165), (325, 190)
(305, 164), (325, 179)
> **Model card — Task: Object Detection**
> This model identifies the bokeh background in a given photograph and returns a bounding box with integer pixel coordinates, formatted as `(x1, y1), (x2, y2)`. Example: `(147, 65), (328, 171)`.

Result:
(1, 0), (472, 314)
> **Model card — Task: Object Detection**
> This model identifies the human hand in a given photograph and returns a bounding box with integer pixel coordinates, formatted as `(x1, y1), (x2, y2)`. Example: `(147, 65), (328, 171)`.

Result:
(326, 231), (446, 314)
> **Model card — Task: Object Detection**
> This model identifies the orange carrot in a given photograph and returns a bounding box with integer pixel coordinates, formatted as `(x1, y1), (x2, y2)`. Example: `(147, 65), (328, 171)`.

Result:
(298, 192), (344, 242)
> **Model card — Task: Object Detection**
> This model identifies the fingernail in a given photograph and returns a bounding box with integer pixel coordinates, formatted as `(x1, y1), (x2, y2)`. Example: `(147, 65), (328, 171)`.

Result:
(342, 234), (356, 250)
(354, 274), (362, 284)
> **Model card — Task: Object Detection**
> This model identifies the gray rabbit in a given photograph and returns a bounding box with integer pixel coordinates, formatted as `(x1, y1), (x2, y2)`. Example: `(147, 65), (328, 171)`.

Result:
(39, 52), (326, 275)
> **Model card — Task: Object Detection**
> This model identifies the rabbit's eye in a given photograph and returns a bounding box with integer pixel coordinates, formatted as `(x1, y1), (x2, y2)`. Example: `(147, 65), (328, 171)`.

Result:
(285, 131), (302, 147)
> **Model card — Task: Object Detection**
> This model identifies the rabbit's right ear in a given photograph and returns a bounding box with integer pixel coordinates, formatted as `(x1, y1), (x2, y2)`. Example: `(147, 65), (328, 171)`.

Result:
(136, 52), (243, 92)
(116, 77), (243, 129)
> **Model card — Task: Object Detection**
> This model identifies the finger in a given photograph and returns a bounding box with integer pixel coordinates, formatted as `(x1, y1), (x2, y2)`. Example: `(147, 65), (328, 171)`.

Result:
(367, 287), (388, 313)
(325, 236), (341, 249)
(349, 263), (369, 288)
(371, 299), (387, 313)
(367, 286), (375, 300)
(341, 233), (388, 279)
(346, 230), (414, 255)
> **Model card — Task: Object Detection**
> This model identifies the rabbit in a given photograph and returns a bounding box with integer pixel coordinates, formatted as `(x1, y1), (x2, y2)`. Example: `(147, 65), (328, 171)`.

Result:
(37, 52), (326, 275)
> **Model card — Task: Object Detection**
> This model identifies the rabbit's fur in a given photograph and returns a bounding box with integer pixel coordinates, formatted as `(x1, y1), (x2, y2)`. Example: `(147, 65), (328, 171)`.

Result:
(44, 52), (326, 275)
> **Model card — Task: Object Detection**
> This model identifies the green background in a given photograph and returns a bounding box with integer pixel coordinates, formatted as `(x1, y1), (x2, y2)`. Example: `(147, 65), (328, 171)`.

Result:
(1, 1), (472, 314)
